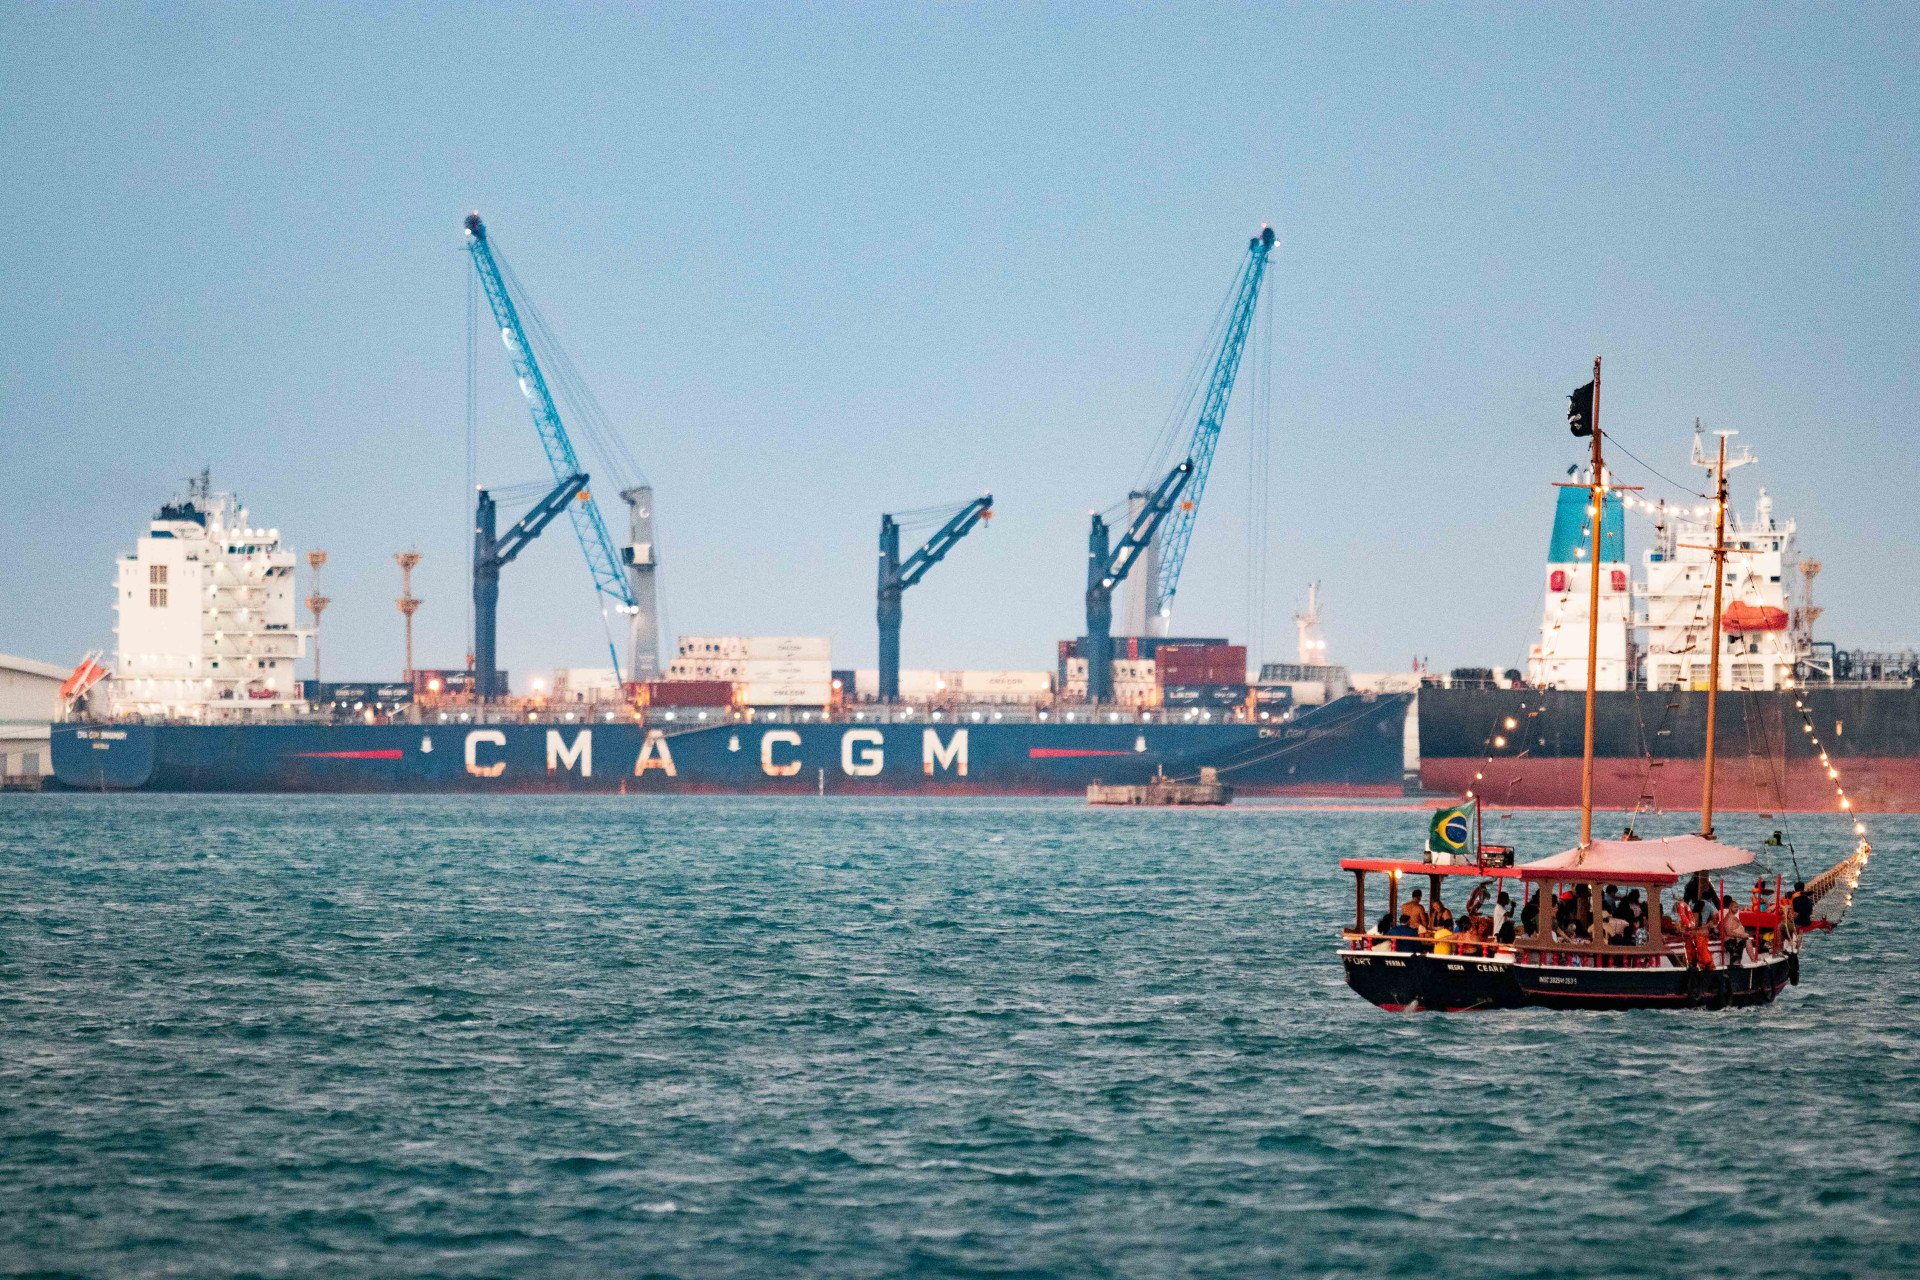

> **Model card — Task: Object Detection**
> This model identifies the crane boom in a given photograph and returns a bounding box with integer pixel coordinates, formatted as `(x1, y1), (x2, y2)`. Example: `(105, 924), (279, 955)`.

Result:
(1148, 225), (1275, 627)
(1086, 461), (1192, 704)
(877, 495), (993, 702)
(463, 213), (638, 678)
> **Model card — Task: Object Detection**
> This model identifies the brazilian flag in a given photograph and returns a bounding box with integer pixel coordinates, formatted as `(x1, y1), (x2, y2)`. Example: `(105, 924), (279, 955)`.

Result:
(1427, 800), (1477, 858)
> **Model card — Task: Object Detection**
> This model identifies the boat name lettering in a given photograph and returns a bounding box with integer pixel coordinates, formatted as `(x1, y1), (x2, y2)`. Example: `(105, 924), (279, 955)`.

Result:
(1537, 975), (1577, 985)
(77, 729), (128, 741)
(546, 729), (592, 778)
(923, 728), (968, 778)
(465, 729), (507, 778)
(841, 728), (884, 777)
(761, 729), (803, 778)
(634, 729), (676, 777)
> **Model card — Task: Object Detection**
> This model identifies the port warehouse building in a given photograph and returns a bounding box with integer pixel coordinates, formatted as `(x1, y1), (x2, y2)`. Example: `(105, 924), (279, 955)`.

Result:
(0, 653), (64, 782)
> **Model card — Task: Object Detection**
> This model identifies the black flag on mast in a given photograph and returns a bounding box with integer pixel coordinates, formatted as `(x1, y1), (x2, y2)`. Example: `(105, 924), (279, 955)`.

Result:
(1568, 381), (1595, 437)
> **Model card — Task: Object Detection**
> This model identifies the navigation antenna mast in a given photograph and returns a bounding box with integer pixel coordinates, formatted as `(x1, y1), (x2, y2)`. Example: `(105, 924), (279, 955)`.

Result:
(1700, 432), (1731, 838)
(1578, 359), (1604, 849)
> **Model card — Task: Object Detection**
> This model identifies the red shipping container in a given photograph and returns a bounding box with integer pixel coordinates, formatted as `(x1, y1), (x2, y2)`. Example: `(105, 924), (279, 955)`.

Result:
(646, 680), (734, 707)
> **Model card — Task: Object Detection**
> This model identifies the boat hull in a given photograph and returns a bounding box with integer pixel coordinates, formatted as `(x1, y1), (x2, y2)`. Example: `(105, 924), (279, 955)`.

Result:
(1343, 947), (1795, 1012)
(1341, 949), (1521, 1012)
(51, 695), (1409, 796)
(1418, 686), (1920, 812)
(1511, 954), (1793, 1010)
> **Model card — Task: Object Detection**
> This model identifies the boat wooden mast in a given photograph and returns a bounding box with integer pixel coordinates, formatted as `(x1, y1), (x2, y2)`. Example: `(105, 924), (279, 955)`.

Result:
(1701, 433), (1731, 838)
(1579, 356), (1604, 849)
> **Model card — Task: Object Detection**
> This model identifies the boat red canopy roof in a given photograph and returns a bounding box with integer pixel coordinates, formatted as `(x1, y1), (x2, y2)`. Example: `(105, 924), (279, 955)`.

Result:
(1337, 857), (1522, 878)
(1517, 835), (1755, 885)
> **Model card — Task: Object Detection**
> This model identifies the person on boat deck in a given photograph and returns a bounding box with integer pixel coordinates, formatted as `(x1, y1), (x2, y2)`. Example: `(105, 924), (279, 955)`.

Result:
(1402, 890), (1429, 932)
(1603, 908), (1629, 945)
(1554, 890), (1580, 939)
(1376, 910), (1396, 935)
(1698, 886), (1721, 930)
(1431, 918), (1456, 955)
(1751, 878), (1774, 910)
(1432, 902), (1455, 932)
(1721, 900), (1751, 964)
(1791, 881), (1814, 930)
(1520, 890), (1540, 936)
(1672, 895), (1714, 969)
(1622, 889), (1647, 944)
(1491, 890), (1511, 934)
(1386, 912), (1421, 952)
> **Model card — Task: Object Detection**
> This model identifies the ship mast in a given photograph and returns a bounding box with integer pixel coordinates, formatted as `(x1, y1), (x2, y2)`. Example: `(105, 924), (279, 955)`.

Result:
(1579, 357), (1604, 849)
(1700, 433), (1730, 838)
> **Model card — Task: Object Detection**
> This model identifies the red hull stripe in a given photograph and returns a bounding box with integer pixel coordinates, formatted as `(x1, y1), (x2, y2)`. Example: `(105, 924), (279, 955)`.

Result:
(1028, 748), (1134, 759)
(291, 749), (405, 760)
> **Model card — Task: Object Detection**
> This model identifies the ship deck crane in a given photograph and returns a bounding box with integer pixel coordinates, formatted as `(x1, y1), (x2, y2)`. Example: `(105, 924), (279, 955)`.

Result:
(463, 213), (658, 697)
(472, 475), (590, 699)
(877, 496), (993, 702)
(1141, 225), (1275, 633)
(1087, 461), (1192, 703)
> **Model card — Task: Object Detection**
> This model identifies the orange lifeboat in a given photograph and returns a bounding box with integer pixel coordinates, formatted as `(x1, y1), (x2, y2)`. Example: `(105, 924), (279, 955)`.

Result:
(1722, 602), (1789, 632)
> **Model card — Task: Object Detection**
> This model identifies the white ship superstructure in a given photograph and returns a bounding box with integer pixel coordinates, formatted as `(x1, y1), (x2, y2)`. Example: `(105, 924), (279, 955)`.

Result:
(111, 474), (307, 719)
(1524, 470), (1632, 691)
(1524, 427), (1811, 694)
(1638, 430), (1808, 692)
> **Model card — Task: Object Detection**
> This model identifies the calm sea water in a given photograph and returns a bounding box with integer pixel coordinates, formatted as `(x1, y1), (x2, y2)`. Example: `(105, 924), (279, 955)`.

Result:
(1, 794), (1914, 1278)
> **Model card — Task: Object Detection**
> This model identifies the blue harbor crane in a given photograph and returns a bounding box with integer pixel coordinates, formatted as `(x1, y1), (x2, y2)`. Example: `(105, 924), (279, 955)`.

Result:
(1086, 461), (1192, 704)
(463, 212), (654, 699)
(472, 476), (590, 700)
(877, 496), (994, 702)
(1139, 224), (1275, 633)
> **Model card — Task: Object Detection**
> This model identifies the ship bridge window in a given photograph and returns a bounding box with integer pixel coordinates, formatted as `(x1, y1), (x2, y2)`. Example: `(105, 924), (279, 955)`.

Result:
(148, 588), (168, 607)
(149, 565), (168, 585)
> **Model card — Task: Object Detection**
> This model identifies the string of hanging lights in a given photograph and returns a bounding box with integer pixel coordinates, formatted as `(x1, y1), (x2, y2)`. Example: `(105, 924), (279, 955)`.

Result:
(1786, 678), (1874, 912)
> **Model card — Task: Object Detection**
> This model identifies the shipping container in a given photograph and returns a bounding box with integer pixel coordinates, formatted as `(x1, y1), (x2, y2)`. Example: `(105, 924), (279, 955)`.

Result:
(956, 670), (1053, 698)
(646, 680), (734, 707)
(744, 636), (831, 662)
(1058, 636), (1230, 662)
(852, 669), (947, 700)
(676, 636), (748, 660)
(739, 679), (833, 707)
(740, 658), (832, 685)
(303, 681), (414, 709)
(411, 668), (497, 697)
(1161, 683), (1249, 708)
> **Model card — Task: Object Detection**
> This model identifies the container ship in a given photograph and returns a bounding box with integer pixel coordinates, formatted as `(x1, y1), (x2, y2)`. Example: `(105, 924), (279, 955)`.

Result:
(1418, 426), (1920, 813)
(49, 479), (1410, 796)
(50, 216), (1422, 798)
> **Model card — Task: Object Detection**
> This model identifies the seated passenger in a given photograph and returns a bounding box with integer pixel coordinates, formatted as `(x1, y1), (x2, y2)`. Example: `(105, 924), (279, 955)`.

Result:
(1386, 912), (1421, 952)
(1432, 923), (1456, 955)
(1402, 890), (1429, 932)
(1721, 906), (1750, 965)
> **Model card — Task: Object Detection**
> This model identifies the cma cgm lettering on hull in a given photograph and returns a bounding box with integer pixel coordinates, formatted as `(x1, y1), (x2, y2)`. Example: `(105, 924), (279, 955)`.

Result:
(50, 696), (1410, 795)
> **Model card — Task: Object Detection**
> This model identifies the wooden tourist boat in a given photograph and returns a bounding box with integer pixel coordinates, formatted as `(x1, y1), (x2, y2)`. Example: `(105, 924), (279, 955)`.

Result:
(1339, 361), (1871, 1012)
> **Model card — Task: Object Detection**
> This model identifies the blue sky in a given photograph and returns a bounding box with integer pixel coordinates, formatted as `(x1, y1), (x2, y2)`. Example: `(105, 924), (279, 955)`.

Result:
(3, 4), (1915, 682)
